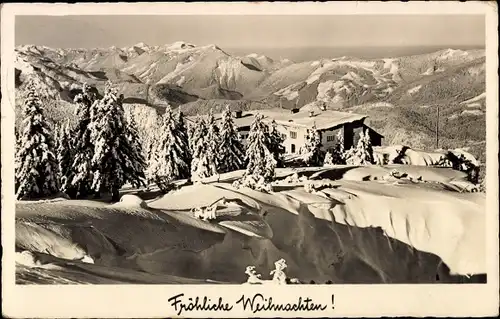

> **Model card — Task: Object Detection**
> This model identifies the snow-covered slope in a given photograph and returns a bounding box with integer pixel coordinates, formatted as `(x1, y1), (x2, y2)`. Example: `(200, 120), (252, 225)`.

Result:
(16, 166), (486, 284)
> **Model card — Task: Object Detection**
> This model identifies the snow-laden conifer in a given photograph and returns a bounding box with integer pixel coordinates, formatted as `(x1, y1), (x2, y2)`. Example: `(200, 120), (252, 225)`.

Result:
(190, 110), (219, 182)
(331, 130), (346, 164)
(205, 108), (221, 170)
(218, 105), (245, 173)
(125, 115), (147, 188)
(56, 121), (73, 191)
(242, 113), (276, 183)
(15, 81), (60, 199)
(63, 83), (96, 197)
(150, 105), (190, 183)
(267, 119), (286, 168)
(90, 81), (146, 200)
(175, 109), (192, 173)
(303, 124), (323, 166)
(345, 129), (374, 165)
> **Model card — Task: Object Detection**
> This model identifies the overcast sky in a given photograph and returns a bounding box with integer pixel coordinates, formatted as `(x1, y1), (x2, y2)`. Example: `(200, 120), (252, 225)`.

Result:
(15, 15), (485, 49)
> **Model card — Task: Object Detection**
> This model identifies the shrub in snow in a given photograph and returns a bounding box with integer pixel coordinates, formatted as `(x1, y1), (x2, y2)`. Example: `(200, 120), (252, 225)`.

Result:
(304, 180), (337, 193)
(323, 151), (334, 166)
(244, 259), (298, 285)
(245, 266), (263, 284)
(270, 258), (288, 285)
(232, 174), (273, 193)
(190, 110), (219, 182)
(191, 197), (228, 221)
(15, 82), (60, 200)
(63, 83), (96, 198)
(148, 105), (189, 186)
(90, 81), (146, 201)
(345, 129), (374, 165)
(281, 172), (308, 184)
(303, 124), (323, 166)
(218, 105), (246, 173)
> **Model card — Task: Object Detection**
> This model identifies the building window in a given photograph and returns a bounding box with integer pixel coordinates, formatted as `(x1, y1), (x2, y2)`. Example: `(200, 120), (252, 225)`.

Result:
(281, 133), (287, 140)
(291, 144), (296, 153)
(326, 135), (335, 142)
(290, 131), (297, 139)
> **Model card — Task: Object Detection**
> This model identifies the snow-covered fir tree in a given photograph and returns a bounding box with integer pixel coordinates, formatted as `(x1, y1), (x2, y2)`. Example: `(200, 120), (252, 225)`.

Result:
(175, 108), (192, 173)
(15, 81), (60, 200)
(303, 124), (323, 166)
(63, 83), (96, 198)
(267, 119), (286, 168)
(324, 131), (345, 166)
(190, 110), (219, 182)
(187, 119), (197, 152)
(345, 129), (374, 165)
(90, 81), (146, 200)
(243, 113), (276, 183)
(331, 130), (346, 164)
(56, 121), (74, 192)
(205, 108), (221, 169)
(189, 116), (206, 180)
(125, 115), (147, 188)
(150, 105), (190, 183)
(218, 105), (246, 173)
(144, 114), (162, 185)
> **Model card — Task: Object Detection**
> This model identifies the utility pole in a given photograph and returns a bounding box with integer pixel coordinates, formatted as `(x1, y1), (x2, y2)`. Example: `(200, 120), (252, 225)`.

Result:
(435, 105), (440, 149)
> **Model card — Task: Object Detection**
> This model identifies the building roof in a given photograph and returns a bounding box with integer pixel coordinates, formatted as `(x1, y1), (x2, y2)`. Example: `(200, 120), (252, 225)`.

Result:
(260, 109), (367, 131)
(187, 108), (370, 132)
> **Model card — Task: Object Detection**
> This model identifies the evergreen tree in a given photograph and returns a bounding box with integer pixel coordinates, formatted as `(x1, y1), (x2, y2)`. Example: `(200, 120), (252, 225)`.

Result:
(190, 116), (206, 180)
(205, 108), (221, 170)
(64, 83), (96, 198)
(56, 121), (73, 192)
(15, 82), (60, 200)
(267, 119), (286, 168)
(218, 105), (245, 173)
(303, 124), (323, 166)
(191, 110), (219, 182)
(244, 113), (276, 182)
(150, 105), (190, 183)
(144, 113), (162, 185)
(345, 129), (374, 165)
(175, 109), (192, 174)
(125, 115), (147, 188)
(331, 130), (346, 164)
(187, 119), (197, 153)
(90, 81), (146, 201)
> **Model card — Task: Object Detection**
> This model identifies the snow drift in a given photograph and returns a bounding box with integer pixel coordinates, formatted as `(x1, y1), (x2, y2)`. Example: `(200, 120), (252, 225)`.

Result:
(15, 166), (486, 284)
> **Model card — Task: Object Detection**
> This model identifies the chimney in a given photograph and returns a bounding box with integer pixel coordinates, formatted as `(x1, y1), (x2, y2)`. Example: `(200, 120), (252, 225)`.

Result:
(235, 110), (243, 118)
(291, 108), (299, 114)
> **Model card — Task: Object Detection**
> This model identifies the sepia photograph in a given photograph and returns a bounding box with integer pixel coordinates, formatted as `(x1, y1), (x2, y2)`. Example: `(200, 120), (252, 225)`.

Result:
(1, 2), (498, 318)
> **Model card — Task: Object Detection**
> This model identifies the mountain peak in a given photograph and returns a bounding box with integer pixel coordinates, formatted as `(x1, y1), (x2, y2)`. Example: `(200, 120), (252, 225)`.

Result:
(133, 42), (150, 49)
(167, 41), (197, 50)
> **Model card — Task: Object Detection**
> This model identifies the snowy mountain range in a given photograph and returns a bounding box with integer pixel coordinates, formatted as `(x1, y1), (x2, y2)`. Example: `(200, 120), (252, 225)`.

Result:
(14, 41), (486, 160)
